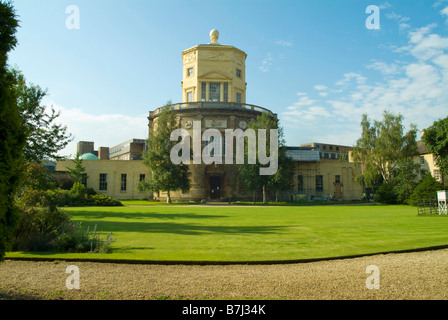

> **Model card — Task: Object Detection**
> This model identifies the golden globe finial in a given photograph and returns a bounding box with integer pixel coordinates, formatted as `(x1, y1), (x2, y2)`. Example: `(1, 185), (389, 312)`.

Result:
(210, 29), (219, 44)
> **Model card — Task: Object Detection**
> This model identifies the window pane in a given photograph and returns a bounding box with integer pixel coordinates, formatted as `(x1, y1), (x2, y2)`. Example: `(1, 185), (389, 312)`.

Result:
(209, 82), (220, 101)
(99, 174), (108, 191)
(236, 92), (241, 103)
(201, 82), (206, 101)
(121, 174), (127, 191)
(236, 69), (241, 78)
(298, 175), (304, 192)
(316, 175), (323, 192)
(223, 83), (228, 102)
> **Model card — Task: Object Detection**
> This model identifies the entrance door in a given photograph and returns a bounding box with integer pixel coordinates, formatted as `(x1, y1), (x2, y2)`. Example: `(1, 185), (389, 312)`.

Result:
(209, 176), (221, 199)
(334, 184), (342, 200)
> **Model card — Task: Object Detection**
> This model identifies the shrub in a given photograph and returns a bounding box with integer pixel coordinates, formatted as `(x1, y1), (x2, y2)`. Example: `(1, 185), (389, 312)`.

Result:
(375, 182), (398, 204)
(408, 174), (445, 206)
(88, 194), (123, 207)
(13, 203), (71, 251)
(69, 182), (88, 204)
(57, 222), (114, 253)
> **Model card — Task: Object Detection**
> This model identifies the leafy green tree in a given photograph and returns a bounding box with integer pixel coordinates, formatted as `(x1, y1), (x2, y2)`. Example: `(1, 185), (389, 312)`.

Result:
(22, 162), (55, 191)
(0, 0), (26, 260)
(352, 111), (419, 204)
(267, 146), (294, 202)
(142, 105), (190, 203)
(237, 113), (292, 204)
(352, 111), (419, 188)
(67, 153), (88, 184)
(408, 173), (445, 206)
(10, 68), (73, 162)
(421, 116), (448, 183)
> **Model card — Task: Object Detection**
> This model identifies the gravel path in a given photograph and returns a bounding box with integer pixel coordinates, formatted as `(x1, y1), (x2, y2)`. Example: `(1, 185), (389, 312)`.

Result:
(1, 249), (448, 300)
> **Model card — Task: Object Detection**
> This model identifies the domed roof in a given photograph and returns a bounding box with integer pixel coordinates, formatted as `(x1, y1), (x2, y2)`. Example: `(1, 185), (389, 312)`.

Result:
(79, 152), (99, 160)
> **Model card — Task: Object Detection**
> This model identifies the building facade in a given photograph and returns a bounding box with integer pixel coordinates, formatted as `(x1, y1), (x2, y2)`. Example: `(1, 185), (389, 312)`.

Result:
(57, 30), (366, 202)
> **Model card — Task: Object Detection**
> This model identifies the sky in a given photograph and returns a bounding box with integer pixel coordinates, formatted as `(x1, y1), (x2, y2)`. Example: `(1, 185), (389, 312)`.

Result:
(7, 0), (448, 157)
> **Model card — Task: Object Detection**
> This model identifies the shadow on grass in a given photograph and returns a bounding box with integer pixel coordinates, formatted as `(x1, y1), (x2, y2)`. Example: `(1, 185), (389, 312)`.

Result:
(72, 220), (290, 236)
(66, 210), (229, 220)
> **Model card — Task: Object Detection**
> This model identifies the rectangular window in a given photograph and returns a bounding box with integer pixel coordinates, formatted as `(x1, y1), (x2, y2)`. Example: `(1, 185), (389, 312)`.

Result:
(316, 175), (323, 192)
(121, 174), (127, 192)
(236, 69), (241, 78)
(335, 175), (341, 184)
(209, 82), (221, 101)
(434, 169), (441, 181)
(99, 174), (108, 191)
(236, 92), (242, 103)
(223, 83), (228, 102)
(187, 91), (193, 102)
(187, 67), (193, 77)
(420, 156), (425, 166)
(201, 82), (206, 101)
(298, 175), (304, 192)
(139, 174), (146, 182)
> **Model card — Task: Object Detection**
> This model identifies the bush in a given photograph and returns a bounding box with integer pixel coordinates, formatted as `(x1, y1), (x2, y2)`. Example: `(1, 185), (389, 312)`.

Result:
(408, 174), (445, 206)
(88, 194), (123, 207)
(57, 222), (114, 253)
(69, 182), (88, 204)
(375, 182), (398, 204)
(13, 203), (71, 251)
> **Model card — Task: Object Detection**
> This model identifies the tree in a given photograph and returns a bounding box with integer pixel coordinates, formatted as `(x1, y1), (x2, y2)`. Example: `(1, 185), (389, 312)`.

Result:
(421, 116), (448, 183)
(267, 146), (294, 202)
(237, 113), (292, 204)
(142, 105), (190, 203)
(352, 111), (419, 191)
(0, 0), (26, 260)
(67, 153), (88, 185)
(10, 68), (73, 162)
(408, 173), (445, 206)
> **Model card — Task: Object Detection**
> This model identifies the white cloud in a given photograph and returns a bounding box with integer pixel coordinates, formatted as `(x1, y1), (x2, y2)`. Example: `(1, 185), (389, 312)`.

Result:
(281, 16), (448, 146)
(335, 72), (367, 86)
(49, 102), (148, 157)
(259, 53), (273, 72)
(314, 84), (328, 91)
(275, 39), (293, 47)
(367, 61), (400, 75)
(379, 2), (392, 9)
(441, 6), (448, 21)
(386, 12), (410, 23)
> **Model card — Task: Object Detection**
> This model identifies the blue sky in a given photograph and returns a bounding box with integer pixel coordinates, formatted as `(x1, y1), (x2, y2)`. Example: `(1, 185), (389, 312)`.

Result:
(8, 0), (448, 157)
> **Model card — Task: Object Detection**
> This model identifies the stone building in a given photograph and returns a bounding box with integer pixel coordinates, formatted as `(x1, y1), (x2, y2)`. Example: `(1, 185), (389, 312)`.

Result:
(57, 30), (365, 202)
(147, 29), (278, 202)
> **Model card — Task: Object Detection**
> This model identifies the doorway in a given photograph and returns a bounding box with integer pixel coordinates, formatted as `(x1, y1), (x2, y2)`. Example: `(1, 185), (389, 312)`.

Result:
(209, 176), (222, 199)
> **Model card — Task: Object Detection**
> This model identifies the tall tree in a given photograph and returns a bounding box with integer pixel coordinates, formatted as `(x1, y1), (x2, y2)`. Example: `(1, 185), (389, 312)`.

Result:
(352, 111), (419, 188)
(67, 153), (88, 185)
(0, 0), (26, 260)
(237, 113), (292, 204)
(142, 105), (190, 203)
(421, 116), (448, 183)
(10, 68), (73, 162)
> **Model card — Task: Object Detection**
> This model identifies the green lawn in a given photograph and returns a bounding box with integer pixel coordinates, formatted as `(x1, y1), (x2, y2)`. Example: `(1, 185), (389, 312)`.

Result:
(6, 204), (448, 262)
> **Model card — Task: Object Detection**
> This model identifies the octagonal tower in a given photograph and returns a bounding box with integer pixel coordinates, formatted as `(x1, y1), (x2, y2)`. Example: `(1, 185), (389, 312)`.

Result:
(148, 30), (276, 202)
